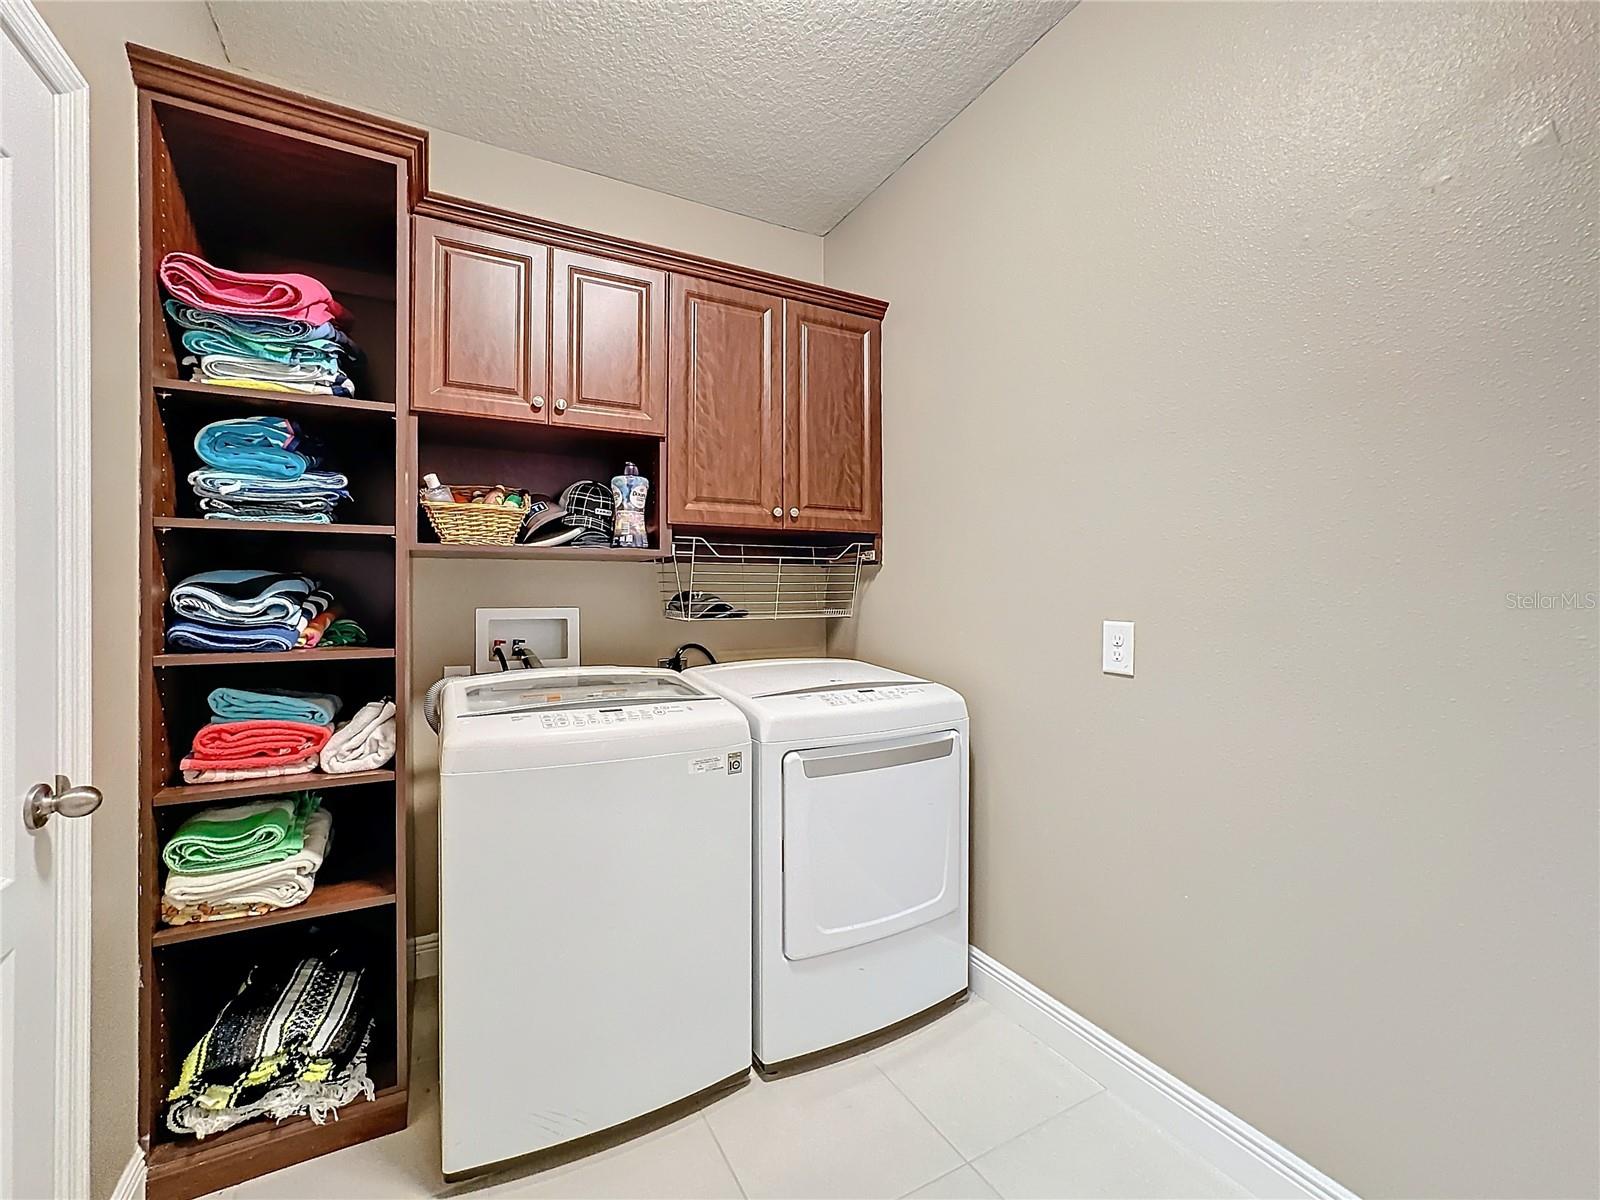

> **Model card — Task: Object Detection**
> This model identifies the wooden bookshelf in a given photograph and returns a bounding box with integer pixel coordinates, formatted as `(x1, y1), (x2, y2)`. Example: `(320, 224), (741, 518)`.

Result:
(132, 45), (425, 1200)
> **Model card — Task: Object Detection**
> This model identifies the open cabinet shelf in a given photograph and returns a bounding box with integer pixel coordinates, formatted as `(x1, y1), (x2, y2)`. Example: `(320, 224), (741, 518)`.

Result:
(409, 542), (661, 561)
(152, 646), (396, 667)
(132, 45), (424, 1200)
(154, 516), (398, 537)
(154, 376), (398, 415)
(153, 768), (397, 807)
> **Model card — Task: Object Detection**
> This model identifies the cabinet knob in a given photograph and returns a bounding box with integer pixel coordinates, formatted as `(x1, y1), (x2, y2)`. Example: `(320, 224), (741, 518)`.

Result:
(531, 396), (545, 411)
(772, 507), (783, 518)
(554, 398), (568, 413)
(789, 507), (799, 519)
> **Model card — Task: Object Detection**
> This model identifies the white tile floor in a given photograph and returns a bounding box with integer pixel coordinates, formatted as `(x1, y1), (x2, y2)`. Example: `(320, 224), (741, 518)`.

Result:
(206, 982), (1250, 1200)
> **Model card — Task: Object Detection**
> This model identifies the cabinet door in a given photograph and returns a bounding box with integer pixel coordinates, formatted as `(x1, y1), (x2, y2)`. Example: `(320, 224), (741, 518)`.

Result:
(550, 250), (667, 435)
(413, 217), (549, 421)
(668, 276), (785, 530)
(784, 303), (882, 532)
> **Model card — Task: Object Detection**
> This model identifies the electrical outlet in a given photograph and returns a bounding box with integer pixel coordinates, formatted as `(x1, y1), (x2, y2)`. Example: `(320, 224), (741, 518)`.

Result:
(1102, 620), (1134, 676)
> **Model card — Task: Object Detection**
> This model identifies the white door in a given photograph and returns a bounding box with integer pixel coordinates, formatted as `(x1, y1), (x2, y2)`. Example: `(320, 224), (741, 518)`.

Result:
(0, 5), (94, 1198)
(781, 731), (963, 961)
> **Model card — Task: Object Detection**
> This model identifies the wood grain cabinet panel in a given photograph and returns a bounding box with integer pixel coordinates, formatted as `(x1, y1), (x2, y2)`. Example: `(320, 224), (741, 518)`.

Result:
(785, 303), (882, 532)
(551, 250), (667, 435)
(668, 276), (784, 529)
(413, 216), (549, 421)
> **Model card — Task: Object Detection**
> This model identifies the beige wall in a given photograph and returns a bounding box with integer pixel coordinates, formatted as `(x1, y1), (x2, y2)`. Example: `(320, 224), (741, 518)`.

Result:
(37, 6), (823, 1194)
(823, 3), (1599, 1198)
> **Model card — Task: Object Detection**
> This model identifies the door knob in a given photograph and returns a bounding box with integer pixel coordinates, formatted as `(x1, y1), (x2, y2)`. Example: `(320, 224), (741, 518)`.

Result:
(789, 507), (799, 518)
(531, 396), (545, 411)
(23, 775), (103, 831)
(554, 398), (568, 413)
(772, 507), (783, 518)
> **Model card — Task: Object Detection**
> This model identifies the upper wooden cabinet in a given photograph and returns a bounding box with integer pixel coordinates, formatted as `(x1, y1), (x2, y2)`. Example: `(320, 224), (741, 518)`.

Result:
(413, 222), (668, 435)
(413, 204), (884, 537)
(550, 250), (667, 435)
(668, 276), (785, 528)
(413, 216), (549, 422)
(785, 303), (882, 533)
(665, 285), (882, 534)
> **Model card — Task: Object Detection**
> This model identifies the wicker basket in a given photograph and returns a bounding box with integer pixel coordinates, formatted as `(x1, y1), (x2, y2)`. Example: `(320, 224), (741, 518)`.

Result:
(419, 488), (529, 545)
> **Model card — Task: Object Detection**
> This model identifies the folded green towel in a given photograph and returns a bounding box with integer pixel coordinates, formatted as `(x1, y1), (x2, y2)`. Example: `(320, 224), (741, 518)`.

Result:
(320, 618), (368, 647)
(161, 793), (322, 875)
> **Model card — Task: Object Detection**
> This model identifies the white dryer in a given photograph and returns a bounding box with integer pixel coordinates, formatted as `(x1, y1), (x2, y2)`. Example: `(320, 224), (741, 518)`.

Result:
(436, 668), (752, 1176)
(686, 659), (969, 1069)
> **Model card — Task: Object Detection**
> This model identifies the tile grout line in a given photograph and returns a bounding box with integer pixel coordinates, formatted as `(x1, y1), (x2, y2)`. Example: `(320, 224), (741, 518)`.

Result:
(898, 1162), (987, 1200)
(871, 1061), (972, 1186)
(700, 1113), (749, 1199)
(964, 1087), (1112, 1197)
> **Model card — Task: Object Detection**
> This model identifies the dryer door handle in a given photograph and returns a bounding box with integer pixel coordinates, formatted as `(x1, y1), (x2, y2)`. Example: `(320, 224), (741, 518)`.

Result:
(798, 736), (956, 779)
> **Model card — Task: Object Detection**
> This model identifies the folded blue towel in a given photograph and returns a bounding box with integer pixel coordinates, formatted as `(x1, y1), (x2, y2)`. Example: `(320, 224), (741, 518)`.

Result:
(165, 621), (299, 653)
(201, 506), (333, 524)
(168, 569), (315, 627)
(208, 687), (341, 725)
(194, 418), (311, 480)
(180, 328), (351, 369)
(164, 300), (362, 358)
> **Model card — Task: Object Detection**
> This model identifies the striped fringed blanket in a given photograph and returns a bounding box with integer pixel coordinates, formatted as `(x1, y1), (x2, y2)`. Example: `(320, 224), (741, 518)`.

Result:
(166, 954), (375, 1138)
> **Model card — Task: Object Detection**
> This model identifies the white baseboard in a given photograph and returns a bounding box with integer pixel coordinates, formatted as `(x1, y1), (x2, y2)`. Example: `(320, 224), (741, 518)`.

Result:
(110, 1147), (146, 1200)
(409, 932), (439, 980)
(969, 949), (1355, 1200)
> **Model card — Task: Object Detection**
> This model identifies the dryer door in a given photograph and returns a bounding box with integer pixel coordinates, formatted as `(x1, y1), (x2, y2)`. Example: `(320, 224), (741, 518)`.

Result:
(781, 730), (963, 961)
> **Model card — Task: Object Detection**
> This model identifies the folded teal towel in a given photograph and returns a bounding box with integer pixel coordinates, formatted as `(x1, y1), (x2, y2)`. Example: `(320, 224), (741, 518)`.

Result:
(181, 328), (348, 369)
(208, 687), (342, 726)
(194, 417), (309, 480)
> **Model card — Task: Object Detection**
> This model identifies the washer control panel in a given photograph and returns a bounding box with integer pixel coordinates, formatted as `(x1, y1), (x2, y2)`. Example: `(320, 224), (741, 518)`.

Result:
(527, 702), (694, 730)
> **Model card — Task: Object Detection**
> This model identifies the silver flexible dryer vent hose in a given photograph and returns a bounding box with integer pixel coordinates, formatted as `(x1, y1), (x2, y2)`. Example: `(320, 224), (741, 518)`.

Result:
(423, 677), (451, 734)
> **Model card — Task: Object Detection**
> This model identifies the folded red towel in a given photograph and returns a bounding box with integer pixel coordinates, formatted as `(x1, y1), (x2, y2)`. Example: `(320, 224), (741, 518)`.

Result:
(159, 252), (346, 326)
(180, 720), (332, 771)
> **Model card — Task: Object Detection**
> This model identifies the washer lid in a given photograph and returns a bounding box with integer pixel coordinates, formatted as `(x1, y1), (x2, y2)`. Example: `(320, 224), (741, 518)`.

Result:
(686, 659), (965, 741)
(458, 669), (707, 719)
(439, 667), (748, 774)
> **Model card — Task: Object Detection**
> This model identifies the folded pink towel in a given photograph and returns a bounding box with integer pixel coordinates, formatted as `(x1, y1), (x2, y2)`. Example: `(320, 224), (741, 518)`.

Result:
(159, 252), (346, 326)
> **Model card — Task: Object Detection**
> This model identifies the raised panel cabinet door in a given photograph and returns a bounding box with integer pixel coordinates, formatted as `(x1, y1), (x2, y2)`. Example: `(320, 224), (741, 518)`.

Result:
(413, 216), (550, 421)
(668, 276), (784, 529)
(550, 250), (668, 435)
(785, 303), (882, 532)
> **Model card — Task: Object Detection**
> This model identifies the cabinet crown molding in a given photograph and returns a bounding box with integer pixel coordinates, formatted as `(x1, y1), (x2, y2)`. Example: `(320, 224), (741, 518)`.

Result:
(126, 44), (429, 205)
(416, 193), (889, 321)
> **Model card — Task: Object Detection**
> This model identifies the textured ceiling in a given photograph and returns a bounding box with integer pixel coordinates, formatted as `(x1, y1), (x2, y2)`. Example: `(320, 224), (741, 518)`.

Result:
(206, 0), (1071, 234)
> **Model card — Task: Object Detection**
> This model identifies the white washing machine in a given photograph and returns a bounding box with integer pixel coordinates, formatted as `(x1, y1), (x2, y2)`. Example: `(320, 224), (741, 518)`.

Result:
(686, 658), (969, 1069)
(436, 668), (752, 1176)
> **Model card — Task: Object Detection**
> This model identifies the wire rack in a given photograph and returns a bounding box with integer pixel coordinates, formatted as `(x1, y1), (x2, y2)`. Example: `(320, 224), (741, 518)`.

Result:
(657, 536), (873, 620)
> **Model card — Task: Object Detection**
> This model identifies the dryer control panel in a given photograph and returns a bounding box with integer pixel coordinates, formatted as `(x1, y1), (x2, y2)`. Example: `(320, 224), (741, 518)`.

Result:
(808, 685), (928, 708)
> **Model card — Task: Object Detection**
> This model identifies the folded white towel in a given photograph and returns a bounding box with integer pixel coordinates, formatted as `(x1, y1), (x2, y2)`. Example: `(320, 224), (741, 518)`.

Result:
(180, 761), (318, 785)
(162, 808), (332, 917)
(319, 700), (396, 775)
